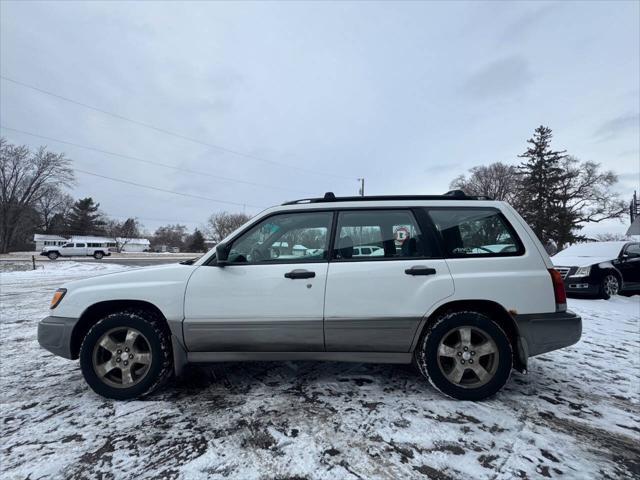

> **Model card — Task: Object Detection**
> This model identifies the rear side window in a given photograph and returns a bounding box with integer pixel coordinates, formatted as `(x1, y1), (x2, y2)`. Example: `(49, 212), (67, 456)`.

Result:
(333, 209), (438, 260)
(428, 208), (523, 257)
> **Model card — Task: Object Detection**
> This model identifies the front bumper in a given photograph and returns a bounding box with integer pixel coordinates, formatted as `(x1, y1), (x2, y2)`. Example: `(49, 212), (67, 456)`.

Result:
(514, 310), (582, 358)
(563, 279), (599, 296)
(37, 315), (79, 359)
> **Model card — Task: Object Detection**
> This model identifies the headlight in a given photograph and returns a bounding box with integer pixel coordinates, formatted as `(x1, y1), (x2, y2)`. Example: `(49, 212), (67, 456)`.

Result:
(570, 266), (591, 277)
(50, 288), (66, 309)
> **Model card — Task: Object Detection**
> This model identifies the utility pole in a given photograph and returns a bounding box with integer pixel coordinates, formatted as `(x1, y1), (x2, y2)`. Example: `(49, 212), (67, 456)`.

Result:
(358, 178), (365, 197)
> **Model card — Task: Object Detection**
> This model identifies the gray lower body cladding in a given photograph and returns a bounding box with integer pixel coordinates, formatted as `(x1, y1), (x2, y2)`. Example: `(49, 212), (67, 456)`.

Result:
(513, 310), (582, 358)
(38, 310), (581, 372)
(38, 316), (77, 359)
(183, 317), (420, 353)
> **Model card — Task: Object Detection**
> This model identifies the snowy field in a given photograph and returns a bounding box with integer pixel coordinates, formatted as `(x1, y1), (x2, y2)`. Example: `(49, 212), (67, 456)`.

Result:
(1, 262), (638, 479)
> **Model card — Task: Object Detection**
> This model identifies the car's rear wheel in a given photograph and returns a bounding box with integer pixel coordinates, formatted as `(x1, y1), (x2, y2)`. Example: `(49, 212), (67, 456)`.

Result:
(599, 273), (619, 300)
(47, 252), (58, 260)
(93, 251), (104, 259)
(79, 310), (172, 400)
(415, 311), (512, 401)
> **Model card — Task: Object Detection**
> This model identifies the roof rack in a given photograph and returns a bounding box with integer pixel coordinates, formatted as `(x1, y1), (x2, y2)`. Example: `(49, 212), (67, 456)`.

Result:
(282, 190), (493, 205)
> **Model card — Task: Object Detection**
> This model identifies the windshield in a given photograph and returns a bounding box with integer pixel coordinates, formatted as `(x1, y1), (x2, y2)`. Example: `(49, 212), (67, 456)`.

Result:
(554, 242), (624, 258)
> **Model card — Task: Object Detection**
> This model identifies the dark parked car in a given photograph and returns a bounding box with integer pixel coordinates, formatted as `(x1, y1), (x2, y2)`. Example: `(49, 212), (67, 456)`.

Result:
(552, 241), (640, 299)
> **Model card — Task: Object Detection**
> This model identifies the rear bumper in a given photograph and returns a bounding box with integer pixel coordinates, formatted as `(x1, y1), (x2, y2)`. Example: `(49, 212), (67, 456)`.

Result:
(37, 315), (79, 359)
(514, 310), (582, 358)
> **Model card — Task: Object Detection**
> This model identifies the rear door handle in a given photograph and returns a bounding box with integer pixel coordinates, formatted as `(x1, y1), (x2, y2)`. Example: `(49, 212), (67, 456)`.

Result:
(405, 266), (436, 276)
(284, 269), (316, 279)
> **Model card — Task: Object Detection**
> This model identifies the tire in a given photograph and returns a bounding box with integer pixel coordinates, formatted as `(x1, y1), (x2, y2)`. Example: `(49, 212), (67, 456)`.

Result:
(599, 273), (619, 300)
(93, 251), (104, 259)
(47, 251), (59, 260)
(79, 309), (172, 400)
(415, 311), (513, 401)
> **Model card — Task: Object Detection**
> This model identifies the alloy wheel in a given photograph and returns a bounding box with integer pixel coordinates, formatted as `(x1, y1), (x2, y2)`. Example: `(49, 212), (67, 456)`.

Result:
(603, 275), (619, 297)
(436, 326), (499, 389)
(92, 327), (152, 388)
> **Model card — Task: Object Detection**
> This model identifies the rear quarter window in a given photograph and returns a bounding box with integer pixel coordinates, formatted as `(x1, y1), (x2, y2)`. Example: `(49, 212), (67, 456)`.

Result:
(428, 208), (524, 258)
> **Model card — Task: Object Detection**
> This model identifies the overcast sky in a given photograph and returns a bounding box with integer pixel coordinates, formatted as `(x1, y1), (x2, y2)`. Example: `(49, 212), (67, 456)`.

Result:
(1, 1), (638, 236)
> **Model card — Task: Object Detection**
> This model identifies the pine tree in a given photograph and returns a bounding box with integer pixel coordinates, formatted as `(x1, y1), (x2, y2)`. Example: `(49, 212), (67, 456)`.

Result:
(66, 197), (105, 235)
(517, 126), (567, 244)
(187, 229), (206, 252)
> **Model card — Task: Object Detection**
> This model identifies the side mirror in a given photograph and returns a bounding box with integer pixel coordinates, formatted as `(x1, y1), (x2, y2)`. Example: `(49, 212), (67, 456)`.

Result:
(215, 243), (229, 266)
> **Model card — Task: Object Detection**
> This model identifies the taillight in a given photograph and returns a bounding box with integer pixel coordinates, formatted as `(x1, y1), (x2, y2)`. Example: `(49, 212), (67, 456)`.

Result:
(548, 269), (567, 311)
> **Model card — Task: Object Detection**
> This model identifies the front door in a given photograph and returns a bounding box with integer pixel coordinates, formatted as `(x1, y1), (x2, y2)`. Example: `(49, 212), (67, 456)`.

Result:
(183, 210), (334, 352)
(60, 242), (78, 256)
(617, 243), (640, 288)
(324, 209), (454, 352)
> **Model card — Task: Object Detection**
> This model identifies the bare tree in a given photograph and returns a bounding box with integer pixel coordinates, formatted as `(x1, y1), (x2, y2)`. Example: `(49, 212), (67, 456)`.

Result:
(104, 218), (142, 252)
(0, 138), (74, 253)
(152, 224), (188, 251)
(555, 156), (626, 248)
(593, 233), (630, 242)
(450, 162), (520, 204)
(207, 211), (251, 242)
(36, 185), (74, 232)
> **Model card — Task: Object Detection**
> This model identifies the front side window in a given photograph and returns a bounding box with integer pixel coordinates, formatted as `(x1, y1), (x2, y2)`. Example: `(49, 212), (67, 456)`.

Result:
(227, 211), (333, 264)
(429, 208), (523, 257)
(333, 210), (433, 260)
(63, 243), (72, 248)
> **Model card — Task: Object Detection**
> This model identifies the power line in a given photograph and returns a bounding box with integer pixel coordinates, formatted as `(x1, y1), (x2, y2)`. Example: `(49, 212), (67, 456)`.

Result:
(74, 168), (265, 209)
(0, 125), (310, 195)
(1, 75), (354, 181)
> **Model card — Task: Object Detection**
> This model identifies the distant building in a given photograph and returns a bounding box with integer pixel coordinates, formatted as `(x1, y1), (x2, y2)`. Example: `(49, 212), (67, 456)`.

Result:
(33, 234), (67, 251)
(33, 234), (150, 253)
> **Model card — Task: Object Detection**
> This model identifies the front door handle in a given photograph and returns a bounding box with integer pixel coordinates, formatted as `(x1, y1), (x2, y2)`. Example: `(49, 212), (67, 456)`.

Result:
(284, 269), (316, 279)
(405, 266), (436, 276)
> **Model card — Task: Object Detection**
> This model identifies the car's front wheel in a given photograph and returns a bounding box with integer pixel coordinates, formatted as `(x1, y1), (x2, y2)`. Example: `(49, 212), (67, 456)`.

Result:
(47, 252), (59, 260)
(79, 310), (172, 400)
(599, 273), (619, 300)
(415, 311), (512, 401)
(93, 251), (104, 259)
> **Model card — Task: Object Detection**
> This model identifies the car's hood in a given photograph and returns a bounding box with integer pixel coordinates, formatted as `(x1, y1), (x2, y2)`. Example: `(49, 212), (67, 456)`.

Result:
(62, 263), (196, 290)
(551, 255), (613, 268)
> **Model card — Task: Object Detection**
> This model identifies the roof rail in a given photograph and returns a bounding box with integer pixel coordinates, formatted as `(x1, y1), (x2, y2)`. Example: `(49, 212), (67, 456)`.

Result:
(282, 190), (493, 205)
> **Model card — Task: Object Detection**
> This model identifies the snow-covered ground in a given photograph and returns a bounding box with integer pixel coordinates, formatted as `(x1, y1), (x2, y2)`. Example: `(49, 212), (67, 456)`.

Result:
(1, 262), (638, 479)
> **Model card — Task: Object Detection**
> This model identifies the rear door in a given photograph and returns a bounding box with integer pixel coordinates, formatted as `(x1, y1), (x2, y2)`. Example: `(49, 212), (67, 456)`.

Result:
(323, 209), (454, 352)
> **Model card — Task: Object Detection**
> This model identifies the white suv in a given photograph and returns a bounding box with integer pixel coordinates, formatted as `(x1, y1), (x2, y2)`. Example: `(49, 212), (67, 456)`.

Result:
(38, 192), (581, 401)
